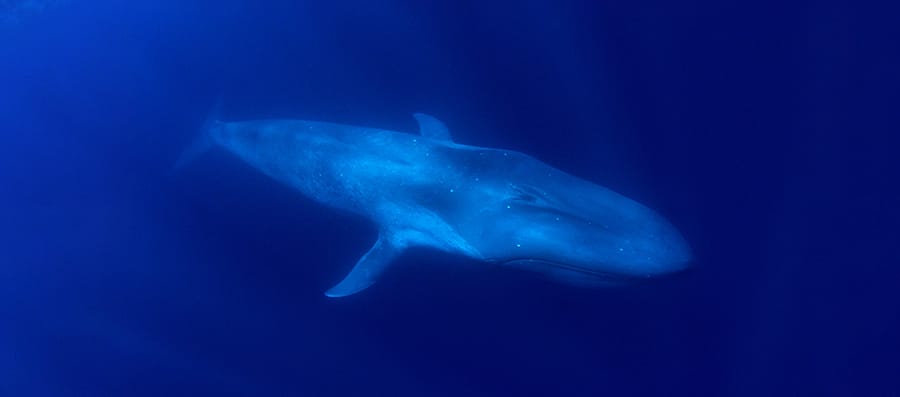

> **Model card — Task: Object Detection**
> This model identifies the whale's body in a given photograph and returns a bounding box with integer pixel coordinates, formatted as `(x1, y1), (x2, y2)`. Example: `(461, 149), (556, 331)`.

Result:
(178, 113), (690, 297)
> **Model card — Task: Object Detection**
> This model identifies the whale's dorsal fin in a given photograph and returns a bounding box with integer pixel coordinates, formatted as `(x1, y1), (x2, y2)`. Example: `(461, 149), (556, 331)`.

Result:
(413, 113), (452, 142)
(325, 233), (404, 297)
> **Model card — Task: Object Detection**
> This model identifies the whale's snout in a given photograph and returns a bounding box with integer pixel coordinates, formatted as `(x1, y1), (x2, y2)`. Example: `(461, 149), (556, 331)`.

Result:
(654, 219), (692, 274)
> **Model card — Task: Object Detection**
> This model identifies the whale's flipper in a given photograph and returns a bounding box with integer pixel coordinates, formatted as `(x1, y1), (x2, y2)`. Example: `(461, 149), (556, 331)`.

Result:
(413, 113), (452, 142)
(325, 234), (403, 297)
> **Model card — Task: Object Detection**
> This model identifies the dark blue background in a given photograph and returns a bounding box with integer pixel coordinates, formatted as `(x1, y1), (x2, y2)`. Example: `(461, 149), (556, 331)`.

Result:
(1, 1), (897, 395)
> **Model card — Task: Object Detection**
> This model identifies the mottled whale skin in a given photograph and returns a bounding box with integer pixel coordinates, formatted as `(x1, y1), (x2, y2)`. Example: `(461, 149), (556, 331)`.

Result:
(178, 113), (691, 297)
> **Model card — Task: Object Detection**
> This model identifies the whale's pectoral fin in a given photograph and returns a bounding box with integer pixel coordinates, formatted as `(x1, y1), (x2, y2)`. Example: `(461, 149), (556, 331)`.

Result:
(413, 113), (452, 142)
(325, 234), (403, 298)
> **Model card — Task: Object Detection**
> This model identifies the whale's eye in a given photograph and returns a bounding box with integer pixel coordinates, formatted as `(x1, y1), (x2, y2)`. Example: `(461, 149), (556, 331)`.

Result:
(509, 184), (552, 206)
(514, 190), (538, 203)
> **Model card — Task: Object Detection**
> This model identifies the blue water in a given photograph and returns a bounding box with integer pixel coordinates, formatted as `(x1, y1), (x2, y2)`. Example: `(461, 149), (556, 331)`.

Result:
(1, 1), (897, 396)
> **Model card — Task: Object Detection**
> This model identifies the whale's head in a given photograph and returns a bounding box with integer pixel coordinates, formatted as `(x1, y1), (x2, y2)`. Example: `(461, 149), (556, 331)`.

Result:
(458, 152), (691, 286)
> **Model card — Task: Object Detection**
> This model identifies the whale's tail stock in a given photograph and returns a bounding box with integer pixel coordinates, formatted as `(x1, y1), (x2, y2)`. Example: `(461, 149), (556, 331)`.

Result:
(173, 99), (224, 169)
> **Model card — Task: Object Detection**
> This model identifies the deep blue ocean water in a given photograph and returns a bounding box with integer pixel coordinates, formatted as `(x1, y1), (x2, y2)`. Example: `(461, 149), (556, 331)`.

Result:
(1, 1), (898, 396)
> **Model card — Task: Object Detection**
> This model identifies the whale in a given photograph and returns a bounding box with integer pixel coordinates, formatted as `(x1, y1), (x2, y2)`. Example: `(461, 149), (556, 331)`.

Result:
(176, 112), (691, 297)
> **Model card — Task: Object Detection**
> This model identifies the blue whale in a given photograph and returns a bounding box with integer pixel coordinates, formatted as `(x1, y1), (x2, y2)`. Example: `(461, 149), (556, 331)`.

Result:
(177, 113), (691, 297)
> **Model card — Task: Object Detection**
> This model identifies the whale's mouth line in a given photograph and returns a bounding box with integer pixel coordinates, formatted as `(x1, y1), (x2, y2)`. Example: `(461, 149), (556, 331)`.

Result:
(489, 257), (634, 281)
